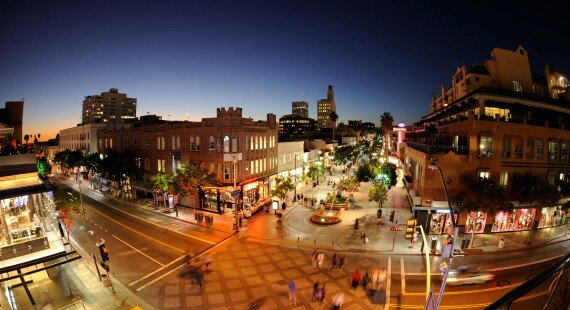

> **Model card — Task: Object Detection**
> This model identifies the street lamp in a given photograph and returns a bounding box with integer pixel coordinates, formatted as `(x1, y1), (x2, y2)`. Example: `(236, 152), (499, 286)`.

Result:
(428, 159), (459, 308)
(293, 154), (297, 202)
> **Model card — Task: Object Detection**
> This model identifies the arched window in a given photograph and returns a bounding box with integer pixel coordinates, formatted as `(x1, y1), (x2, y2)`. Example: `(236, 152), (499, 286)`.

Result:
(232, 136), (238, 152)
(195, 136), (200, 151)
(255, 136), (259, 150)
(263, 136), (266, 149)
(251, 136), (255, 150)
(217, 136), (222, 150)
(190, 137), (195, 151)
(176, 136), (181, 150)
(223, 136), (230, 153)
(209, 136), (215, 150)
(245, 136), (249, 150)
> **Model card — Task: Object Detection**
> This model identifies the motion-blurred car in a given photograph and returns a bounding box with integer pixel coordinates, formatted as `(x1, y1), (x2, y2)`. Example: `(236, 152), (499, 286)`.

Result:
(447, 266), (494, 285)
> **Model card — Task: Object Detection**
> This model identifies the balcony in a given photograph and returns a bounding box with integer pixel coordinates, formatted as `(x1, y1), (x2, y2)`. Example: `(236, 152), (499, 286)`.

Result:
(406, 141), (468, 155)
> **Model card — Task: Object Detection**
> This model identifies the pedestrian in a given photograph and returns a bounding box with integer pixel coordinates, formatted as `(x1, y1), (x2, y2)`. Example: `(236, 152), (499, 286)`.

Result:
(194, 269), (204, 290)
(371, 269), (379, 289)
(317, 252), (324, 269)
(203, 254), (213, 270)
(378, 268), (387, 290)
(287, 279), (297, 304)
(311, 251), (317, 268)
(318, 284), (326, 302)
(330, 252), (338, 270)
(361, 232), (367, 244)
(351, 269), (361, 289)
(411, 232), (418, 248)
(312, 280), (320, 301)
(362, 271), (370, 291)
(339, 254), (346, 270)
(332, 292), (344, 310)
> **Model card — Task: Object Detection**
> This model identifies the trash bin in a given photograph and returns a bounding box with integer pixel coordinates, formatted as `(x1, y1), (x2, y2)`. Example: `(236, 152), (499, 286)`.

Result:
(498, 238), (505, 249)
(430, 236), (439, 254)
(461, 237), (470, 250)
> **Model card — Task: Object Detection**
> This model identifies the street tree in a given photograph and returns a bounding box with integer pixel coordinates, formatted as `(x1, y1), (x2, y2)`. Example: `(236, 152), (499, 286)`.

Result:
(511, 172), (561, 208)
(378, 162), (398, 189)
(272, 176), (295, 201)
(150, 173), (173, 208)
(369, 182), (388, 208)
(307, 162), (325, 184)
(172, 160), (217, 207)
(380, 112), (394, 159)
(53, 185), (84, 237)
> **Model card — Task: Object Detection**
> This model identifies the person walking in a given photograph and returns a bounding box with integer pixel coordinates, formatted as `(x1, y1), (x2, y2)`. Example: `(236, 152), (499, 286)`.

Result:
(371, 268), (380, 289)
(339, 254), (346, 270)
(361, 232), (367, 244)
(312, 280), (320, 302)
(411, 232), (418, 248)
(330, 252), (338, 270)
(351, 269), (361, 289)
(311, 251), (317, 268)
(378, 268), (387, 290)
(362, 271), (370, 291)
(318, 284), (326, 303)
(317, 252), (325, 269)
(287, 279), (297, 304)
(332, 292), (344, 309)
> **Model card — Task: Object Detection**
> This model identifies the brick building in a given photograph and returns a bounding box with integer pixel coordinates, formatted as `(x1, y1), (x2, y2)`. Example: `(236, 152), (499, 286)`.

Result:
(401, 46), (570, 244)
(98, 107), (278, 214)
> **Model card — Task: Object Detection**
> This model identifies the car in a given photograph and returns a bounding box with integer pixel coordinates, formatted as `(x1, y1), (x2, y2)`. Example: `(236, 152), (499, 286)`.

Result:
(243, 208), (252, 218)
(446, 266), (494, 285)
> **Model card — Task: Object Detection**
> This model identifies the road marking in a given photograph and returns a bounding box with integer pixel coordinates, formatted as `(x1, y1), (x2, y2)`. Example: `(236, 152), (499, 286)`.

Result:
(112, 235), (165, 267)
(400, 258), (405, 294)
(85, 203), (186, 253)
(385, 257), (391, 310)
(56, 178), (216, 246)
(487, 254), (564, 272)
(135, 233), (237, 292)
(403, 281), (521, 296)
(392, 290), (550, 309)
(128, 253), (186, 286)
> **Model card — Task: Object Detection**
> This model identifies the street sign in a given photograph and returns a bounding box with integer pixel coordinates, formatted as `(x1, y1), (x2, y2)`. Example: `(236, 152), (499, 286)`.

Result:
(231, 190), (241, 198)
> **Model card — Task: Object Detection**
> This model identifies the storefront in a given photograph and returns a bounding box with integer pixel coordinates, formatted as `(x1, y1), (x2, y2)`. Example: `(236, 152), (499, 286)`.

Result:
(428, 211), (457, 235)
(465, 211), (487, 234)
(200, 179), (269, 215)
(538, 206), (567, 228)
(0, 192), (62, 259)
(491, 208), (536, 232)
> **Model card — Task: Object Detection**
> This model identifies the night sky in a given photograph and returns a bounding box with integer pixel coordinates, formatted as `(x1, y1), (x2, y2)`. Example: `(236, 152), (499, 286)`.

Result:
(1, 1), (569, 139)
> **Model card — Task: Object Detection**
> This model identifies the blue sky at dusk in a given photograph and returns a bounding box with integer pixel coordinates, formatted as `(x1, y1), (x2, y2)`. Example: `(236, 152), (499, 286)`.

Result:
(1, 1), (568, 139)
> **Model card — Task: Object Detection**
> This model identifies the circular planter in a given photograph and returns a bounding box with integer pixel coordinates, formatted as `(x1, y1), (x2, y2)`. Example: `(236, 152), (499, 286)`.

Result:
(309, 210), (342, 225)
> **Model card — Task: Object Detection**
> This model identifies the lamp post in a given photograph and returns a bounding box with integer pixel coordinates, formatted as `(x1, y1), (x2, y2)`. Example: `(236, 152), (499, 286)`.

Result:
(428, 159), (459, 309)
(294, 154), (297, 202)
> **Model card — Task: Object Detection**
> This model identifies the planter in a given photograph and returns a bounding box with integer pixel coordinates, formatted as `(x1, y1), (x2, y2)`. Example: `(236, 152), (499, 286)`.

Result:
(310, 209), (342, 225)
(275, 220), (284, 229)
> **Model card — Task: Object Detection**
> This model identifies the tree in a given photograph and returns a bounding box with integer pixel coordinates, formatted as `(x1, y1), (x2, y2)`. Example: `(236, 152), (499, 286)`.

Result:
(172, 160), (217, 198)
(150, 173), (173, 208)
(272, 176), (295, 200)
(329, 111), (339, 141)
(83, 152), (102, 176)
(378, 162), (398, 189)
(54, 149), (84, 176)
(369, 182), (388, 208)
(53, 185), (84, 237)
(451, 174), (508, 214)
(307, 163), (325, 184)
(24, 134), (30, 145)
(511, 172), (560, 208)
(355, 162), (374, 183)
(333, 144), (358, 165)
(37, 156), (52, 181)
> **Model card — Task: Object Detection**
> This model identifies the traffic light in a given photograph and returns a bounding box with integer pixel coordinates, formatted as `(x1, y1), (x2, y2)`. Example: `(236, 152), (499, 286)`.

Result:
(405, 218), (417, 239)
(99, 243), (109, 262)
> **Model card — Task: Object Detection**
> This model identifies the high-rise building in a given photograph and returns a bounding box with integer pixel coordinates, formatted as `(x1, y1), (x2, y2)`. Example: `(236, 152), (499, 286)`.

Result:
(292, 101), (309, 118)
(82, 88), (137, 124)
(317, 85), (336, 129)
(278, 114), (316, 139)
(0, 101), (23, 143)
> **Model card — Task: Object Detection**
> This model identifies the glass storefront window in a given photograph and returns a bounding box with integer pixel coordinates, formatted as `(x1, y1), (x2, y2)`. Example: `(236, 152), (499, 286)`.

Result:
(429, 212), (457, 235)
(538, 206), (566, 228)
(492, 208), (536, 232)
(465, 211), (487, 234)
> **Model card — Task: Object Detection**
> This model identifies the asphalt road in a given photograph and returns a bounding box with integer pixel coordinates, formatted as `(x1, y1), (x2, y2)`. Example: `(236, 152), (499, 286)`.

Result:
(54, 178), (229, 292)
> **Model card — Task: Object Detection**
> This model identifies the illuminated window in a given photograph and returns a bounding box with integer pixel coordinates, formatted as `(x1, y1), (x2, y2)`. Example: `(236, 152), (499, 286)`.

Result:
(223, 136), (230, 153)
(209, 136), (215, 150)
(499, 171), (508, 186)
(513, 80), (523, 92)
(478, 170), (491, 179)
(224, 164), (230, 180)
(502, 137), (511, 158)
(479, 134), (493, 158)
(549, 140), (559, 161)
(196, 136), (200, 151)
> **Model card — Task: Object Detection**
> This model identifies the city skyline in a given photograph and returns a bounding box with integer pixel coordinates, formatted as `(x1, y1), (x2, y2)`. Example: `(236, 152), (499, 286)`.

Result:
(1, 1), (569, 139)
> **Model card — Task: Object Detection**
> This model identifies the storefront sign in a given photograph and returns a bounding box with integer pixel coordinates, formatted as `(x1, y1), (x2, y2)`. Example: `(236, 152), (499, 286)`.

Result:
(243, 182), (259, 192)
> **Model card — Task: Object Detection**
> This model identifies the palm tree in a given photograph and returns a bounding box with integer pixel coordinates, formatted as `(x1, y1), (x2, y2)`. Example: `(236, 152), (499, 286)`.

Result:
(329, 111), (339, 141)
(380, 112), (394, 159)
(24, 134), (29, 145)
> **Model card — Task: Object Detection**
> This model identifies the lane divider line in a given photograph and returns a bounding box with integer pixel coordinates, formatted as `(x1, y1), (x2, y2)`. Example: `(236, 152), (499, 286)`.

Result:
(135, 233), (237, 292)
(85, 203), (186, 254)
(112, 234), (165, 267)
(128, 253), (187, 287)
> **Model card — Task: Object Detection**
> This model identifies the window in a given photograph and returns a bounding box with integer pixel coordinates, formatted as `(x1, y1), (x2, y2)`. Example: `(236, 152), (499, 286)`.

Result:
(250, 161), (254, 175)
(209, 136), (215, 150)
(223, 164), (230, 180)
(549, 140), (559, 161)
(514, 138), (523, 159)
(478, 170), (491, 179)
(245, 136), (249, 150)
(513, 80), (523, 92)
(250, 136), (254, 150)
(484, 107), (510, 121)
(144, 158), (150, 171)
(232, 136), (238, 152)
(171, 137), (176, 150)
(561, 141), (568, 162)
(217, 136), (222, 150)
(263, 136), (266, 149)
(190, 137), (195, 151)
(135, 157), (141, 169)
(157, 159), (166, 172)
(209, 162), (214, 173)
(256, 160), (259, 174)
(499, 171), (508, 186)
(526, 139), (535, 159)
(176, 136), (180, 150)
(479, 134), (493, 158)
(537, 139), (544, 160)
(223, 136), (230, 153)
(255, 136), (259, 150)
(157, 137), (165, 150)
(196, 136), (200, 151)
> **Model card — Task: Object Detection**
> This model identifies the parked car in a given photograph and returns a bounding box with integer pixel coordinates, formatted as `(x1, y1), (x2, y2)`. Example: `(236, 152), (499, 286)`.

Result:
(447, 266), (494, 285)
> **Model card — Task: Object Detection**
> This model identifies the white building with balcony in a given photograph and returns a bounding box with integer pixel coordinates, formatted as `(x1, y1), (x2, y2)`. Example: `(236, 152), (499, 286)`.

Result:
(59, 123), (107, 154)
